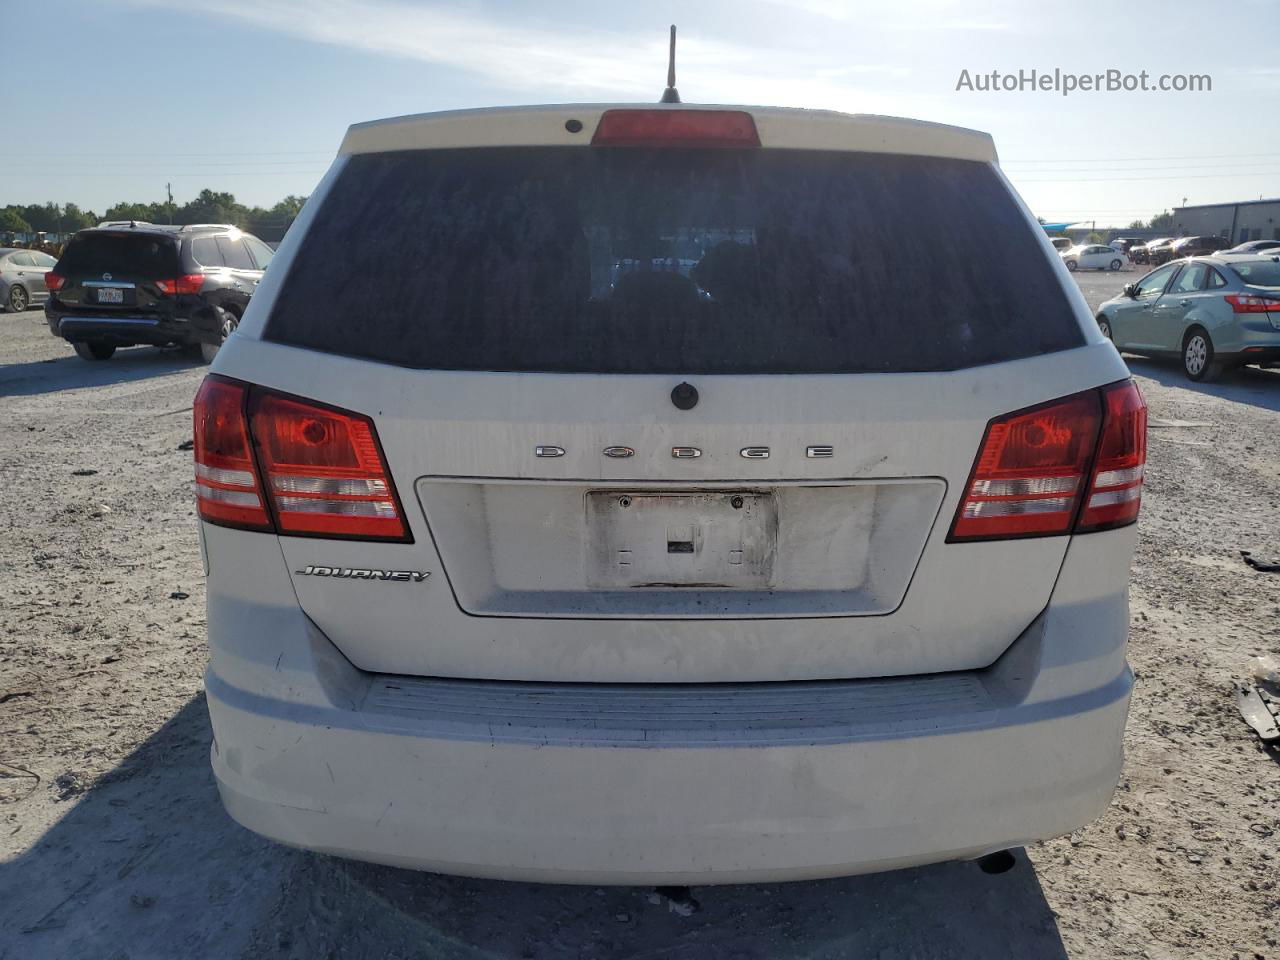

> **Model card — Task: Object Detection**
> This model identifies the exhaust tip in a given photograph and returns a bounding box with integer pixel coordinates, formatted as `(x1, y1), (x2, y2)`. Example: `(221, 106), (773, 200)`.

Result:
(976, 850), (1017, 875)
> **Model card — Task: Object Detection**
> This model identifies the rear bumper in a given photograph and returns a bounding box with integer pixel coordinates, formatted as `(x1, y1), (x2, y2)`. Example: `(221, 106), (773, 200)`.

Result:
(202, 524), (1137, 884)
(1224, 345), (1280, 366)
(209, 665), (1128, 884)
(46, 310), (195, 346)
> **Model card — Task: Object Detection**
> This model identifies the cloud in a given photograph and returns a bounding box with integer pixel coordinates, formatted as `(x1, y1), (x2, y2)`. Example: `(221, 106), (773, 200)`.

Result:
(761, 0), (1015, 32)
(129, 0), (927, 112)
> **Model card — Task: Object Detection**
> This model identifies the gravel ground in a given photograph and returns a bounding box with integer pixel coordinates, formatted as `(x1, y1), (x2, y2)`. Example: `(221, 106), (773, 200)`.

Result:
(2, 276), (1278, 959)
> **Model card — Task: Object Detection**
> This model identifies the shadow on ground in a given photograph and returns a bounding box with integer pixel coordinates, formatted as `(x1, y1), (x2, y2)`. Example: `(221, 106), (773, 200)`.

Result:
(1071, 274), (1280, 415)
(0, 697), (296, 960)
(0, 345), (200, 399)
(321, 849), (1068, 960)
(1123, 357), (1280, 414)
(0, 695), (1069, 960)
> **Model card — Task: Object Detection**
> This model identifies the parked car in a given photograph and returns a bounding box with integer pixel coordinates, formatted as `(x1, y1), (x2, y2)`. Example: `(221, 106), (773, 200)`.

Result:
(1143, 238), (1179, 265)
(1096, 255), (1280, 381)
(1049, 236), (1074, 252)
(1062, 243), (1127, 271)
(1214, 239), (1280, 256)
(1, 247), (59, 312)
(1167, 236), (1220, 260)
(1109, 237), (1146, 255)
(197, 103), (1145, 885)
(44, 223), (273, 362)
(1130, 243), (1152, 265)
(1131, 237), (1174, 265)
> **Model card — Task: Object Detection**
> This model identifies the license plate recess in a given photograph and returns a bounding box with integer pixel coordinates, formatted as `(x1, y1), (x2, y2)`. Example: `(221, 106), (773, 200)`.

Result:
(586, 491), (776, 589)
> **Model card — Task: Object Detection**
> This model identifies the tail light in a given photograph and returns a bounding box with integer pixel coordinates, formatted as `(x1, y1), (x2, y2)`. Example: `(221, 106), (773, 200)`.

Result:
(156, 274), (204, 296)
(248, 391), (409, 540)
(1076, 381), (1147, 532)
(591, 109), (760, 147)
(193, 378), (273, 531)
(1225, 294), (1280, 313)
(949, 380), (1146, 542)
(45, 272), (66, 292)
(191, 376), (410, 542)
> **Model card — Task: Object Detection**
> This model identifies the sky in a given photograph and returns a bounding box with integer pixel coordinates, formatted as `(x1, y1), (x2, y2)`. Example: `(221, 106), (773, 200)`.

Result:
(5, 0), (1279, 227)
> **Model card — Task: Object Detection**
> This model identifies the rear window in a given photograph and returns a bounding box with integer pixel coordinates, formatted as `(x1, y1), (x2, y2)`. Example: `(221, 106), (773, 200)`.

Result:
(266, 148), (1083, 374)
(217, 237), (255, 270)
(191, 237), (222, 267)
(59, 232), (181, 277)
(1231, 260), (1280, 287)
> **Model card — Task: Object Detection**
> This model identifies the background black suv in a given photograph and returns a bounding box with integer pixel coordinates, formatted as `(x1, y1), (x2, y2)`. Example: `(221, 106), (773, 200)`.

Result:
(1166, 235), (1222, 262)
(44, 223), (274, 362)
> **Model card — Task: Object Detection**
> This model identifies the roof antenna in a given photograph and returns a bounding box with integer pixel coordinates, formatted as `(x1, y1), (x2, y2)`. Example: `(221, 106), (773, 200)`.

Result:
(660, 25), (681, 103)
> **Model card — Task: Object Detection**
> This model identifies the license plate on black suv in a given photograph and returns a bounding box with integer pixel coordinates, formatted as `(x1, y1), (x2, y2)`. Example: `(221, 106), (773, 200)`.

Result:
(96, 288), (125, 304)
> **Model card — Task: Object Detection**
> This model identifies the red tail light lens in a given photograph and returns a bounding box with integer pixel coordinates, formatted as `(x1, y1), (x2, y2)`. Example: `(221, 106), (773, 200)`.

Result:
(156, 273), (204, 296)
(948, 391), (1102, 541)
(1076, 380), (1147, 532)
(45, 272), (66, 292)
(949, 379), (1146, 541)
(193, 377), (272, 531)
(1225, 294), (1280, 313)
(248, 391), (409, 541)
(591, 109), (760, 147)
(191, 376), (410, 541)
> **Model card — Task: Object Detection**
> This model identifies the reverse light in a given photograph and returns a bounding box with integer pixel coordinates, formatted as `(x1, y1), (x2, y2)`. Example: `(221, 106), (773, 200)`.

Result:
(948, 380), (1147, 542)
(191, 376), (410, 541)
(591, 109), (760, 148)
(45, 272), (66, 292)
(156, 273), (204, 296)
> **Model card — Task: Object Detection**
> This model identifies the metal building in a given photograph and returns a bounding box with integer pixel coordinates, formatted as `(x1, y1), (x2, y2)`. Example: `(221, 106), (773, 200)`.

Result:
(1171, 198), (1280, 245)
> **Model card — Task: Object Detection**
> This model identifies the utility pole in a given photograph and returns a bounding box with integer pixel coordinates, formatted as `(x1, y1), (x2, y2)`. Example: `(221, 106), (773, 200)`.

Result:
(166, 183), (174, 224)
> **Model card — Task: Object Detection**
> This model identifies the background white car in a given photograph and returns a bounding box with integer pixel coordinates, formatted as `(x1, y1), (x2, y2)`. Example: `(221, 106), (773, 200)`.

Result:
(1062, 244), (1127, 272)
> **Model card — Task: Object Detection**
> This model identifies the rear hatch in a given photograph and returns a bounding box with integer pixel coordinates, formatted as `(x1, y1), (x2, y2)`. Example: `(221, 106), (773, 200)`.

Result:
(215, 107), (1129, 683)
(52, 231), (183, 315)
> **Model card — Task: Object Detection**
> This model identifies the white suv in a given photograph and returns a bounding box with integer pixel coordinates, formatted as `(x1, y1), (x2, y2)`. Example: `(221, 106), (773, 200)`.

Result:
(195, 104), (1146, 884)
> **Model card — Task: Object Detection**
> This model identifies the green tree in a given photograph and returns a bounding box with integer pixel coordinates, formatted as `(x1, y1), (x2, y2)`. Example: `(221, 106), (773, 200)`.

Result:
(2, 190), (311, 238)
(178, 189), (245, 227)
(272, 195), (307, 220)
(104, 201), (164, 223)
(1127, 219), (1147, 230)
(21, 203), (61, 232)
(1148, 210), (1173, 230)
(243, 195), (307, 240)
(0, 208), (32, 233)
(61, 203), (97, 230)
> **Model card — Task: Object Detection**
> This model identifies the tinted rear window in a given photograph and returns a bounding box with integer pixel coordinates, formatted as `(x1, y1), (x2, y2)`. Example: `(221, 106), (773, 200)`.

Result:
(59, 232), (181, 277)
(266, 148), (1082, 374)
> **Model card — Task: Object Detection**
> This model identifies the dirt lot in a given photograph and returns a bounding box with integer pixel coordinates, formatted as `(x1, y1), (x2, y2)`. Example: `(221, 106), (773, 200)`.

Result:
(2, 276), (1279, 960)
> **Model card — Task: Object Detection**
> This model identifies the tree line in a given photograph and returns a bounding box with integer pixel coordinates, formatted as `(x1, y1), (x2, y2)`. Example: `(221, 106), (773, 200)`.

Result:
(0, 190), (308, 242)
(1126, 210), (1174, 231)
